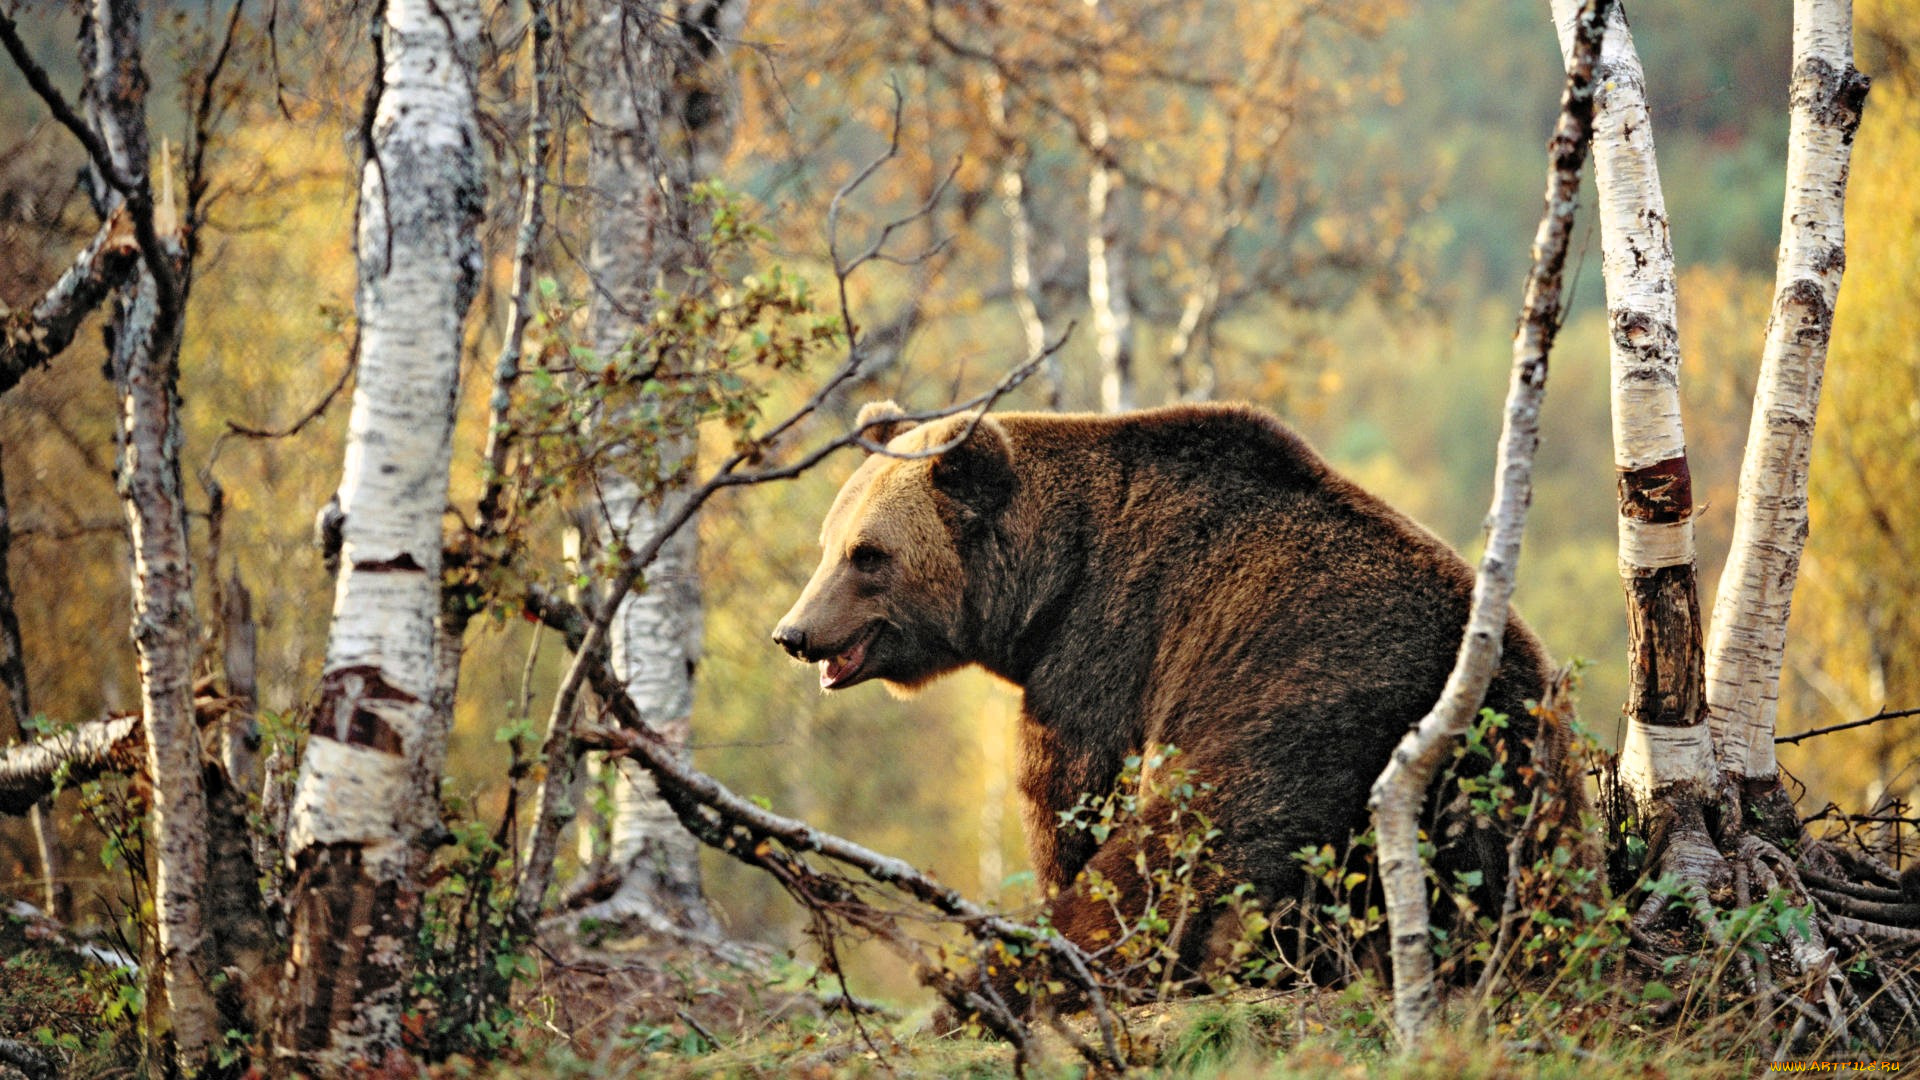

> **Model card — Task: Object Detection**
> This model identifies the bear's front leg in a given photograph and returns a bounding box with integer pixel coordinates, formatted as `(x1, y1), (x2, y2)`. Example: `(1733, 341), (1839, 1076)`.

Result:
(959, 794), (1233, 1026)
(1014, 712), (1131, 893)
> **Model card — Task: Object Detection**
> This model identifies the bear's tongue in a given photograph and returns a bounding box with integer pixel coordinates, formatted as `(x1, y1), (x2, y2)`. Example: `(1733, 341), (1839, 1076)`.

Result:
(820, 634), (869, 690)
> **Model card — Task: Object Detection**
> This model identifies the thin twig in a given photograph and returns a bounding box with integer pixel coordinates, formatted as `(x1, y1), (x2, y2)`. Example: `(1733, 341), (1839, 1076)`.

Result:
(1776, 706), (1920, 746)
(0, 8), (183, 325)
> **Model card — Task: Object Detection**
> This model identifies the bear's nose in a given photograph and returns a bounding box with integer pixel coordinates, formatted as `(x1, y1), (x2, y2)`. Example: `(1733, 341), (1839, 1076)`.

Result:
(772, 624), (808, 659)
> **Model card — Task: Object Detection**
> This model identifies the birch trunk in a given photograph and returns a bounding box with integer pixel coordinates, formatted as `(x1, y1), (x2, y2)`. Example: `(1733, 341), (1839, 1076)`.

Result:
(273, 0), (483, 1069)
(78, 0), (223, 1068)
(561, 0), (744, 939)
(1370, 0), (1605, 1039)
(1703, 0), (1869, 797)
(1550, 0), (1713, 812)
(986, 73), (1060, 409)
(1084, 0), (1134, 413)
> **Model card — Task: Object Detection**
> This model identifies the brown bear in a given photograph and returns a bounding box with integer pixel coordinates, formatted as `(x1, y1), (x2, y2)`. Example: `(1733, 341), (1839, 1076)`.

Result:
(772, 400), (1559, 1003)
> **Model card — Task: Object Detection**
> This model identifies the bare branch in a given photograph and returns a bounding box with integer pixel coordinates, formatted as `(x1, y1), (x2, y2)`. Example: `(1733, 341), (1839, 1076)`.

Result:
(185, 0), (250, 242)
(1775, 705), (1920, 747)
(475, 0), (555, 538)
(0, 7), (184, 328)
(1368, 0), (1608, 1045)
(0, 11), (139, 194)
(221, 354), (355, 442)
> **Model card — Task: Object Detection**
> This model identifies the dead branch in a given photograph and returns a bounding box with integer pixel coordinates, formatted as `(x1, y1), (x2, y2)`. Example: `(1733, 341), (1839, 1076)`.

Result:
(0, 212), (141, 390)
(0, 715), (143, 815)
(1802, 867), (1907, 904)
(576, 722), (1126, 1072)
(1827, 916), (1920, 947)
(1775, 705), (1920, 746)
(1812, 891), (1920, 926)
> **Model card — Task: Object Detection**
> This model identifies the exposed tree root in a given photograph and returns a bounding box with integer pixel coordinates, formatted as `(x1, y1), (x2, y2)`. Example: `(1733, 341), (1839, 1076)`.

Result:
(1614, 780), (1920, 1054)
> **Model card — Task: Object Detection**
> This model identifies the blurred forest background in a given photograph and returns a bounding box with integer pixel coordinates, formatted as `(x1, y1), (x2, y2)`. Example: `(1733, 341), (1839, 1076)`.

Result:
(2, 0), (1915, 1001)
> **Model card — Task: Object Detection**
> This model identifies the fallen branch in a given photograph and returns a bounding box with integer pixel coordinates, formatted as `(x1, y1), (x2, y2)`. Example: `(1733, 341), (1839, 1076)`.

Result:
(0, 715), (142, 815)
(581, 718), (1126, 1072)
(1802, 867), (1906, 904)
(1827, 916), (1920, 947)
(523, 590), (1123, 1072)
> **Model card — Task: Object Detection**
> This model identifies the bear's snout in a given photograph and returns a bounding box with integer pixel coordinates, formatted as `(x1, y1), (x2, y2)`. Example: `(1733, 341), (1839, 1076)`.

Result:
(771, 623), (809, 659)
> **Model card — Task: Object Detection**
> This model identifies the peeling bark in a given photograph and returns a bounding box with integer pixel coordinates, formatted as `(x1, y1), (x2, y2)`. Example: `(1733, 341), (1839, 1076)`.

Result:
(273, 0), (484, 1070)
(1551, 0), (1714, 810)
(1369, 0), (1605, 1040)
(1705, 0), (1869, 788)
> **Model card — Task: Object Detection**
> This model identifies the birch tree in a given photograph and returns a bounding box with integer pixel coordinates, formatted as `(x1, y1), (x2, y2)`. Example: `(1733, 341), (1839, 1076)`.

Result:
(1548, 0), (1720, 870)
(1370, 0), (1607, 1040)
(69, 0), (226, 1068)
(559, 0), (744, 939)
(1082, 0), (1135, 413)
(273, 0), (484, 1068)
(1703, 0), (1870, 832)
(985, 72), (1062, 409)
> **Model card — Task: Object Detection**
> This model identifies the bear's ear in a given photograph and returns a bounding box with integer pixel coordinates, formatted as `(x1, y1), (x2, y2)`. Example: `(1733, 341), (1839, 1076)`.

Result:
(930, 417), (1014, 516)
(855, 400), (916, 448)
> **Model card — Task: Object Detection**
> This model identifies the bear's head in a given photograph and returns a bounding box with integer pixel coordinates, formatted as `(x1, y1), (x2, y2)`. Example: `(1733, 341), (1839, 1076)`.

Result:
(772, 400), (1015, 694)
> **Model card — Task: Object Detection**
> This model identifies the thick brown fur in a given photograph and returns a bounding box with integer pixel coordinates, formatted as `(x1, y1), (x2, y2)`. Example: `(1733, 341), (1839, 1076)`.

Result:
(775, 402), (1567, 1004)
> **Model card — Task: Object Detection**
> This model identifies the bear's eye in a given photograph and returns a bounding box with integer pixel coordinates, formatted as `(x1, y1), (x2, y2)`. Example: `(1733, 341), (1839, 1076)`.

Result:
(849, 544), (890, 573)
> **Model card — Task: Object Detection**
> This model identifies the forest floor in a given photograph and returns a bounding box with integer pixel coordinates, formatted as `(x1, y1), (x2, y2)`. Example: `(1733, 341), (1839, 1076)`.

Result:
(426, 935), (1908, 1079)
(1, 909), (1914, 1077)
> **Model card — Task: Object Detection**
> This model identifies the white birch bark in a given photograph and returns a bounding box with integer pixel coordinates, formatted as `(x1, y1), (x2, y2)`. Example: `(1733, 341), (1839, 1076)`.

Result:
(1166, 271), (1222, 402)
(1551, 0), (1713, 806)
(1370, 0), (1605, 1038)
(1084, 0), (1135, 413)
(1704, 0), (1869, 783)
(114, 272), (219, 1076)
(274, 0), (482, 1069)
(562, 0), (744, 939)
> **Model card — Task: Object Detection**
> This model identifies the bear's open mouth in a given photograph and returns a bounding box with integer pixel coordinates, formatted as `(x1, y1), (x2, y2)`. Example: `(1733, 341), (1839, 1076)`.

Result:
(819, 623), (880, 690)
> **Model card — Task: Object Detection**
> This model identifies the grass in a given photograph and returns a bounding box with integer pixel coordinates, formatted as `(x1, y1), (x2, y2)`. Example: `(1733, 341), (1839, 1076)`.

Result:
(406, 976), (1853, 1079)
